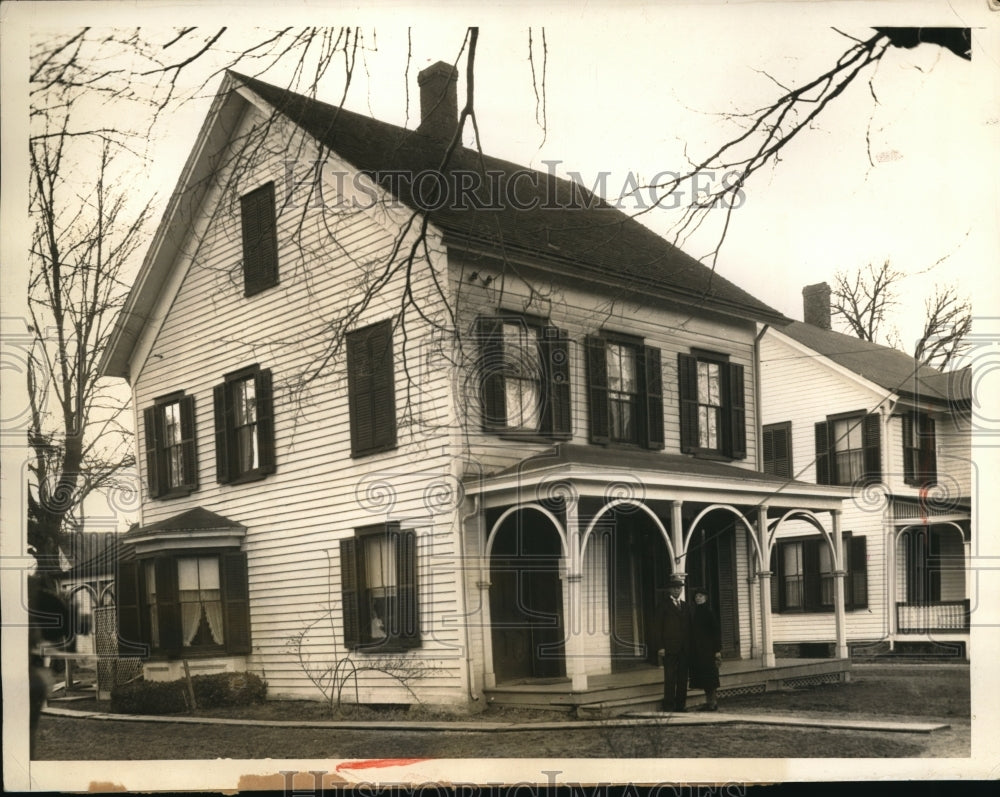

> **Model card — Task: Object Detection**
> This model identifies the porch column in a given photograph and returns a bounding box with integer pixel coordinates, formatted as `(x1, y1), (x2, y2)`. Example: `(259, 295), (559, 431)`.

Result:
(670, 501), (685, 579)
(477, 508), (496, 689)
(563, 494), (588, 692)
(887, 524), (899, 650)
(756, 505), (775, 667)
(832, 510), (849, 660)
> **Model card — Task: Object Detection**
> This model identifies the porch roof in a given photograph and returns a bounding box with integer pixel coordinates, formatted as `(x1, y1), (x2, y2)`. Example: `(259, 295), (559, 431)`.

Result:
(468, 444), (847, 511)
(123, 507), (247, 555)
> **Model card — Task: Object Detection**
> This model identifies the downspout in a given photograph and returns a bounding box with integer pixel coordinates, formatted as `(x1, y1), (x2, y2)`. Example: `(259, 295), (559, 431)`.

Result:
(458, 494), (481, 702)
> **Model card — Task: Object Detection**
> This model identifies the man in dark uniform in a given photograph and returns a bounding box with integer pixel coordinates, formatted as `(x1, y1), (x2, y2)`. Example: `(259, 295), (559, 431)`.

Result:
(654, 574), (691, 712)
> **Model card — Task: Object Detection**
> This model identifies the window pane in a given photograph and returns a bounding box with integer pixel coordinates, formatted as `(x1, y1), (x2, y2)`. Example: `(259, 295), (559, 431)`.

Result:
(697, 361), (720, 404)
(607, 344), (635, 392)
(163, 402), (181, 445)
(364, 535), (397, 590)
(177, 557), (200, 591)
(235, 379), (257, 426)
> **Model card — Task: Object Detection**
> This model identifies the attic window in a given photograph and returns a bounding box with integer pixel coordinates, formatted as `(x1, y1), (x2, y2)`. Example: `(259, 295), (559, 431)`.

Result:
(240, 182), (279, 296)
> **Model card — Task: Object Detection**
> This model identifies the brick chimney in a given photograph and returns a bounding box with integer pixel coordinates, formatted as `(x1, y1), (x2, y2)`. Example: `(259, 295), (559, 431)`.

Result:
(802, 282), (832, 329)
(417, 61), (459, 141)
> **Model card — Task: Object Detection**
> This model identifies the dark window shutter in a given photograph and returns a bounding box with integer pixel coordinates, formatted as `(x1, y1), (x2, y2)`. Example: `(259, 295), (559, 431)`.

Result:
(678, 353), (699, 453)
(213, 383), (232, 484)
(241, 182), (279, 297)
(348, 321), (397, 457)
(179, 395), (199, 490)
(477, 317), (506, 431)
(814, 421), (831, 485)
(143, 406), (161, 498)
(923, 416), (937, 486)
(764, 423), (792, 478)
(849, 536), (868, 609)
(116, 560), (147, 656)
(154, 557), (182, 655)
(727, 362), (746, 459)
(643, 346), (665, 450)
(803, 539), (822, 612)
(255, 368), (276, 474)
(901, 413), (915, 484)
(541, 326), (572, 438)
(339, 537), (361, 649)
(586, 336), (610, 444)
(221, 551), (251, 654)
(397, 529), (420, 647)
(862, 413), (882, 484)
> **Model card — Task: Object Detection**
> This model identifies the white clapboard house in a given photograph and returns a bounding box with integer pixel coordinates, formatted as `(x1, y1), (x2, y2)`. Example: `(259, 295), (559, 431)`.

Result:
(100, 65), (858, 711)
(760, 284), (973, 660)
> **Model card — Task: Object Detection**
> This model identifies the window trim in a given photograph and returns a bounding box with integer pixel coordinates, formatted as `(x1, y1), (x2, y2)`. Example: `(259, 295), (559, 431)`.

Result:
(476, 314), (572, 440)
(117, 548), (251, 659)
(902, 411), (937, 488)
(214, 364), (276, 485)
(678, 349), (746, 460)
(815, 410), (880, 486)
(240, 181), (279, 297)
(587, 332), (664, 450)
(340, 522), (420, 653)
(144, 391), (198, 500)
(770, 532), (868, 613)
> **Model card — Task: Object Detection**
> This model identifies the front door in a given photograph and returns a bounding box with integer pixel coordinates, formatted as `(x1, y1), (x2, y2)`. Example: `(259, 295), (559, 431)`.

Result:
(686, 523), (740, 658)
(489, 514), (565, 682)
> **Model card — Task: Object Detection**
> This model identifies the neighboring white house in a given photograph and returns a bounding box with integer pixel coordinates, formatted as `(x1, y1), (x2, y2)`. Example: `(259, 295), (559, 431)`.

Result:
(99, 65), (851, 709)
(760, 283), (973, 659)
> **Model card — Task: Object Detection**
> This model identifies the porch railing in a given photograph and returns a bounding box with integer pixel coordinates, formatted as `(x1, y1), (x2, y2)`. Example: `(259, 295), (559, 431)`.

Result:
(896, 600), (970, 634)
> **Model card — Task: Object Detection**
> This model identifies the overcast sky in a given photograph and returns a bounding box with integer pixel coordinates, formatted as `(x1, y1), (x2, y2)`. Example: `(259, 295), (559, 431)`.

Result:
(7, 1), (998, 351)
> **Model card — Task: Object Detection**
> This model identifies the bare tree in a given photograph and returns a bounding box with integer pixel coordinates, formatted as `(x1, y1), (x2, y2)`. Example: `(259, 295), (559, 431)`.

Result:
(831, 260), (904, 346)
(831, 261), (971, 370)
(27, 123), (153, 579)
(913, 285), (972, 370)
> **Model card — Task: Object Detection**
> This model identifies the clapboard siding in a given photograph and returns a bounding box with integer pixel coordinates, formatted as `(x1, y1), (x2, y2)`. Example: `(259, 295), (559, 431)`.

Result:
(447, 254), (760, 476)
(131, 108), (470, 704)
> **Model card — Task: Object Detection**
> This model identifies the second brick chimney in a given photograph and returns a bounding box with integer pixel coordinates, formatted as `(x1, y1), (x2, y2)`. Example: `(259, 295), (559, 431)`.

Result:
(802, 282), (832, 329)
(417, 61), (459, 141)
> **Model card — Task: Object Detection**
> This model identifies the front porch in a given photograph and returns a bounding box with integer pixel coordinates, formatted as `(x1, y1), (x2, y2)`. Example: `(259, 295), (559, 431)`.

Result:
(484, 657), (851, 717)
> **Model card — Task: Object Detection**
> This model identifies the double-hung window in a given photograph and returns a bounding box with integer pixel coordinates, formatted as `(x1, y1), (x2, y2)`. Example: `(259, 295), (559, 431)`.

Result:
(586, 334), (663, 449)
(815, 411), (880, 486)
(770, 534), (868, 612)
(340, 523), (420, 651)
(143, 393), (198, 499)
(214, 365), (276, 484)
(477, 316), (571, 438)
(678, 351), (746, 459)
(902, 412), (937, 487)
(118, 552), (251, 657)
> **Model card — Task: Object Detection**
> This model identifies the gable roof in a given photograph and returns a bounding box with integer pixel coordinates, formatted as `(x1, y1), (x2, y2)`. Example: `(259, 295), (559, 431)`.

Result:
(232, 71), (787, 328)
(777, 320), (971, 406)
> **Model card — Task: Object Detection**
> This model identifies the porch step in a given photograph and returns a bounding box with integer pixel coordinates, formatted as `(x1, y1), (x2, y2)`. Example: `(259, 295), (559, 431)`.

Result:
(484, 658), (851, 717)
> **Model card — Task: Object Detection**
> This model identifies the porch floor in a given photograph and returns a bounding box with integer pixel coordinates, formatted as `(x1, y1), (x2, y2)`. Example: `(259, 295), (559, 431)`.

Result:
(484, 657), (851, 717)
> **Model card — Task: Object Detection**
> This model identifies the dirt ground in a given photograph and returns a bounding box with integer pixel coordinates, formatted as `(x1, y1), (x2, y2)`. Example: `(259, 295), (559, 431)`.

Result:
(32, 662), (970, 760)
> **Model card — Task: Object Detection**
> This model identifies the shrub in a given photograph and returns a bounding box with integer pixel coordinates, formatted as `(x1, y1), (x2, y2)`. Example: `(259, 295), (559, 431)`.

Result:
(110, 679), (187, 715)
(110, 671), (267, 714)
(191, 672), (267, 707)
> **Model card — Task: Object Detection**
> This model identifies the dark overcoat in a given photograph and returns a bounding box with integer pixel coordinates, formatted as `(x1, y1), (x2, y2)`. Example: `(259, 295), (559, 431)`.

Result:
(652, 597), (692, 655)
(688, 602), (722, 690)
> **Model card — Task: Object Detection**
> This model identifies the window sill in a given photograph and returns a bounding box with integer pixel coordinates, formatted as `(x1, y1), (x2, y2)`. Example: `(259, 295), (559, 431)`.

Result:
(496, 431), (571, 445)
(350, 641), (420, 654)
(351, 444), (399, 459)
(682, 449), (739, 463)
(153, 486), (198, 501)
(224, 469), (273, 486)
